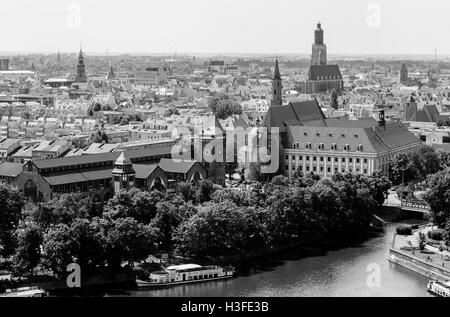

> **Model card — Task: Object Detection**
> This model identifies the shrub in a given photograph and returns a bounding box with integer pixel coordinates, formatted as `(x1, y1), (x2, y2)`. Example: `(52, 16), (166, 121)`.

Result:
(396, 225), (412, 236)
(428, 229), (444, 241)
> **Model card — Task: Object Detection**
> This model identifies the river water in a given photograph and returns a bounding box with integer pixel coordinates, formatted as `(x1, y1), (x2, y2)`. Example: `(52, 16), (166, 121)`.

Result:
(103, 222), (432, 297)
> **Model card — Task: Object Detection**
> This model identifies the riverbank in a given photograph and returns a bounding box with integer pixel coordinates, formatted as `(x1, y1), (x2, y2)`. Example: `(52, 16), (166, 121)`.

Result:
(388, 225), (450, 282)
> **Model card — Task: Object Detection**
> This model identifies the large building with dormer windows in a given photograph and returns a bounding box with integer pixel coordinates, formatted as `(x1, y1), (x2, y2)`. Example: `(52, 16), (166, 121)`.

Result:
(263, 100), (422, 180)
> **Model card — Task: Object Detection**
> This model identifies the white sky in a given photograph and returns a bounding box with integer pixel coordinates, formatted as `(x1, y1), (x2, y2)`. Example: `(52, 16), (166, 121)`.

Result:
(0, 0), (448, 55)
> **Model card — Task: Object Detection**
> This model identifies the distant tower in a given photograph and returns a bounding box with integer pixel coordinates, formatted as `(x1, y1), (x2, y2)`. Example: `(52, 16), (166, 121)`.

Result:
(112, 151), (135, 193)
(106, 61), (116, 80)
(76, 46), (87, 82)
(311, 22), (327, 66)
(400, 63), (408, 85)
(271, 60), (283, 107)
(57, 50), (61, 63)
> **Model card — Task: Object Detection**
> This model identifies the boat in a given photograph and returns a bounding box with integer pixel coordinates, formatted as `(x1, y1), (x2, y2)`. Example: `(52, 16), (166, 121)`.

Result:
(136, 263), (235, 288)
(0, 286), (48, 297)
(427, 280), (450, 297)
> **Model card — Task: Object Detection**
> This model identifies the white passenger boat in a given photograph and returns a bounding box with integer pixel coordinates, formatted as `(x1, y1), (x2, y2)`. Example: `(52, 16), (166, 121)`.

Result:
(427, 280), (450, 297)
(0, 286), (48, 297)
(136, 264), (235, 288)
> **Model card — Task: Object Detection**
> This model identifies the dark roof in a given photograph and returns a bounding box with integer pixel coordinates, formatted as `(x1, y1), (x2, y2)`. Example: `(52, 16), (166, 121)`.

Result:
(308, 65), (342, 81)
(262, 99), (326, 130)
(43, 169), (113, 186)
(159, 159), (199, 174)
(286, 121), (421, 153)
(405, 103), (440, 123)
(133, 164), (158, 179)
(0, 162), (23, 177)
(33, 146), (173, 169)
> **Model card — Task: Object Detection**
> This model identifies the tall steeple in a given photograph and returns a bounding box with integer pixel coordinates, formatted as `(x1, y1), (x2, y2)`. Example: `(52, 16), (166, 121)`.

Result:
(271, 59), (283, 107)
(400, 63), (408, 85)
(76, 45), (87, 83)
(311, 22), (327, 66)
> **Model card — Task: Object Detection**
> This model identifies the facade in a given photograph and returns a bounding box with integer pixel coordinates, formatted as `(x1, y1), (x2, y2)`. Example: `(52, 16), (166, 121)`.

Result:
(263, 100), (422, 181)
(0, 138), (21, 160)
(135, 67), (168, 86)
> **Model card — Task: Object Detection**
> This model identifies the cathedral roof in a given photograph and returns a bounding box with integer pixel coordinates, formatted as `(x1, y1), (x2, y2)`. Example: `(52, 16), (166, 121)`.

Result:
(308, 65), (342, 81)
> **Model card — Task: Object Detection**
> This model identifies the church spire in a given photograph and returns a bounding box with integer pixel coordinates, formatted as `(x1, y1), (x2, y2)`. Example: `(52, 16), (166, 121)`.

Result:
(271, 59), (283, 107)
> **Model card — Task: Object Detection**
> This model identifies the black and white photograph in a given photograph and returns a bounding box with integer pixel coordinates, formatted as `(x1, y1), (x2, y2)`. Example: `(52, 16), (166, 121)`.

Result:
(0, 0), (450, 308)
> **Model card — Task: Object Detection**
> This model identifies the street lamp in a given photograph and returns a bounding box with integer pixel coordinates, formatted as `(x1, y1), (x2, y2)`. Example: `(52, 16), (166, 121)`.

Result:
(400, 167), (406, 207)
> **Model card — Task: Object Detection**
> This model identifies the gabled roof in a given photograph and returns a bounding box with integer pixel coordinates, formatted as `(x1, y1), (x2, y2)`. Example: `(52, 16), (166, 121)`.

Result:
(133, 164), (159, 179)
(308, 65), (343, 81)
(263, 99), (326, 130)
(159, 158), (200, 174)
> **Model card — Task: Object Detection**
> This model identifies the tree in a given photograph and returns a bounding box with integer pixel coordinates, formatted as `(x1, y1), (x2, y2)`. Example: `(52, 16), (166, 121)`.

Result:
(0, 183), (24, 256)
(13, 221), (43, 275)
(25, 194), (94, 228)
(103, 189), (163, 224)
(41, 224), (78, 277)
(105, 218), (158, 267)
(174, 200), (263, 257)
(194, 180), (216, 204)
(418, 232), (426, 251)
(424, 169), (450, 228)
(208, 94), (242, 120)
(411, 146), (441, 179)
(388, 152), (415, 185)
(151, 202), (182, 251)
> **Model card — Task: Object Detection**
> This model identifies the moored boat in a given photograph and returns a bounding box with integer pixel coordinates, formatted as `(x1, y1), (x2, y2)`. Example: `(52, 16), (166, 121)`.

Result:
(0, 286), (48, 297)
(427, 280), (450, 297)
(136, 264), (235, 288)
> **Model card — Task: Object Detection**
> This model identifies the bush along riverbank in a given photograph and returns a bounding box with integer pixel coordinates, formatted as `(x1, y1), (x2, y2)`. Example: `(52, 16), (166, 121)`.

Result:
(0, 172), (390, 291)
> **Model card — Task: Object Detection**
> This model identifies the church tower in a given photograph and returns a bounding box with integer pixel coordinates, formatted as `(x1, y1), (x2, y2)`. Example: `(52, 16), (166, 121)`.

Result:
(271, 59), (283, 107)
(400, 63), (408, 84)
(76, 47), (87, 82)
(311, 22), (327, 66)
(112, 151), (135, 193)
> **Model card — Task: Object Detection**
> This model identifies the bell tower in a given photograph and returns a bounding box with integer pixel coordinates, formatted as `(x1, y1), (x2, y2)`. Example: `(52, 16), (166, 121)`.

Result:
(112, 151), (135, 193)
(271, 59), (283, 107)
(311, 22), (327, 66)
(76, 46), (87, 83)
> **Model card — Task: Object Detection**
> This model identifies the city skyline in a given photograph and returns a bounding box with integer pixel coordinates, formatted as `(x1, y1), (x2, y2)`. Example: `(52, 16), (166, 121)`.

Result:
(0, 0), (449, 56)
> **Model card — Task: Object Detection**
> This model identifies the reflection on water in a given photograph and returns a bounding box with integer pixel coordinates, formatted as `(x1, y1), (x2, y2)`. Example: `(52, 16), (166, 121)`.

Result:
(102, 223), (432, 297)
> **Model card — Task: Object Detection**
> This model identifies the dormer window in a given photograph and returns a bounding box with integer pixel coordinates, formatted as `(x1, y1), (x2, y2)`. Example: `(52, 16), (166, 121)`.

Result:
(357, 144), (363, 151)
(344, 144), (350, 151)
(319, 143), (325, 150)
(331, 143), (337, 151)
(306, 142), (312, 149)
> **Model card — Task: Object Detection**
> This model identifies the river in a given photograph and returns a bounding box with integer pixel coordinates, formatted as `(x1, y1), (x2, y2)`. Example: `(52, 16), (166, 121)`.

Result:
(101, 222), (432, 297)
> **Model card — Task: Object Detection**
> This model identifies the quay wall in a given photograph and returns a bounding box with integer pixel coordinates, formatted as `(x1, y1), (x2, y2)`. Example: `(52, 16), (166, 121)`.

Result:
(388, 248), (450, 281)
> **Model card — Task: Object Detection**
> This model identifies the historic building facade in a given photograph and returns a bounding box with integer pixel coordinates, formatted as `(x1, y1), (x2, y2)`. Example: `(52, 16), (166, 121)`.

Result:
(263, 100), (422, 181)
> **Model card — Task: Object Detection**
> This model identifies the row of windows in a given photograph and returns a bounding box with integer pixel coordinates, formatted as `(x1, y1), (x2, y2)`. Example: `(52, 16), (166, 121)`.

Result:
(51, 179), (111, 193)
(42, 161), (114, 174)
(286, 155), (369, 164)
(286, 165), (368, 175)
(293, 142), (364, 152)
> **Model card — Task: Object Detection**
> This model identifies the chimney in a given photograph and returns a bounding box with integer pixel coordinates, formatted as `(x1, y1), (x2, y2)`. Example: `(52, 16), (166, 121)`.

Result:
(379, 109), (385, 130)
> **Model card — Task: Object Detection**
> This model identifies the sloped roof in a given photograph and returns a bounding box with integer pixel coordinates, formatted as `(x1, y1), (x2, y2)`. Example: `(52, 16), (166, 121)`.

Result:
(286, 121), (420, 153)
(159, 158), (199, 174)
(0, 162), (23, 177)
(133, 164), (158, 179)
(262, 100), (326, 130)
(115, 151), (132, 166)
(43, 168), (113, 186)
(308, 65), (342, 81)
